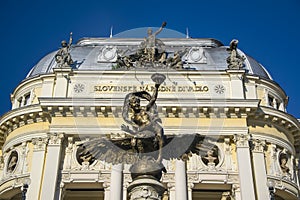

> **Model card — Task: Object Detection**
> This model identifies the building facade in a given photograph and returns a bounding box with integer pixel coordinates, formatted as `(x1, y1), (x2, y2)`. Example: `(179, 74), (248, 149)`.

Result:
(0, 31), (299, 200)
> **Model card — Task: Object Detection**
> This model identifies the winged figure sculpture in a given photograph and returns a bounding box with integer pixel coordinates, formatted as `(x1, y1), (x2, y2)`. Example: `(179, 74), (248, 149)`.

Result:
(79, 73), (215, 167)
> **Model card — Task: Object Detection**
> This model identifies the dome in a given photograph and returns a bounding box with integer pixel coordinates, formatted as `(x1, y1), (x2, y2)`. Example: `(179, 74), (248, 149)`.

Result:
(26, 37), (272, 80)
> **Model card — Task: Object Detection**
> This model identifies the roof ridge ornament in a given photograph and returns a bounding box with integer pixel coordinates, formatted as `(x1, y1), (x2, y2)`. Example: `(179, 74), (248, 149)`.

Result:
(54, 32), (74, 68)
(226, 39), (245, 69)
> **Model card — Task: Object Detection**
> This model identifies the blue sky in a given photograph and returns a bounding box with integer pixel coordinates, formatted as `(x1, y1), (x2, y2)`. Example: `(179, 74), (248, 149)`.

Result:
(0, 0), (299, 118)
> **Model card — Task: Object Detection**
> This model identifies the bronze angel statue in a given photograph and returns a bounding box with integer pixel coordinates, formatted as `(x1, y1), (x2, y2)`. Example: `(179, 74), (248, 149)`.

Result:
(79, 73), (214, 166)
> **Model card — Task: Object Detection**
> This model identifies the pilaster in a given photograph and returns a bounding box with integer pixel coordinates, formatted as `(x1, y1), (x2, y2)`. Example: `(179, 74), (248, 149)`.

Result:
(40, 133), (64, 200)
(27, 137), (48, 200)
(103, 181), (111, 200)
(234, 134), (256, 200)
(187, 183), (194, 200)
(252, 139), (269, 200)
(175, 159), (188, 200)
(226, 69), (245, 99)
(167, 182), (175, 200)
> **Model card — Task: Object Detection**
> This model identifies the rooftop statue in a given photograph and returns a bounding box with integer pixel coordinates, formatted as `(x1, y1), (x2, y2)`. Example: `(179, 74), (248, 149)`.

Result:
(55, 32), (73, 68)
(113, 22), (188, 70)
(140, 21), (167, 62)
(226, 39), (245, 69)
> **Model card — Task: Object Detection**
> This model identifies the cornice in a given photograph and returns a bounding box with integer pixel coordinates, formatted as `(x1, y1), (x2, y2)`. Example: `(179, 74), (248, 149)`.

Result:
(248, 106), (300, 152)
(0, 105), (50, 146)
(14, 73), (54, 95)
(246, 75), (286, 98)
(39, 97), (260, 118)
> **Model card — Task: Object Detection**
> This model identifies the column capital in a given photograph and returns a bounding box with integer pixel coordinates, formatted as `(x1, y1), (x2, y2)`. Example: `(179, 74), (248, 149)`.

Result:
(48, 133), (64, 145)
(234, 134), (250, 148)
(103, 181), (111, 190)
(187, 182), (194, 189)
(167, 182), (175, 190)
(252, 139), (266, 153)
(32, 137), (48, 151)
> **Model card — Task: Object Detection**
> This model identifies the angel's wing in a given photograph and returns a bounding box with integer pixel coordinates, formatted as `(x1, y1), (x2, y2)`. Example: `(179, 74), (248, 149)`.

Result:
(79, 136), (139, 165)
(162, 134), (218, 160)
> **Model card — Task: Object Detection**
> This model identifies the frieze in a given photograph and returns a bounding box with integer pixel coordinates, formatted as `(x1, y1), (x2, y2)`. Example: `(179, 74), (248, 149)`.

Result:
(94, 84), (209, 93)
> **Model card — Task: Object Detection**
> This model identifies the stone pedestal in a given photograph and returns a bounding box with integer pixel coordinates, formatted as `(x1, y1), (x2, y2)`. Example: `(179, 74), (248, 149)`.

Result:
(128, 159), (166, 200)
(128, 178), (165, 200)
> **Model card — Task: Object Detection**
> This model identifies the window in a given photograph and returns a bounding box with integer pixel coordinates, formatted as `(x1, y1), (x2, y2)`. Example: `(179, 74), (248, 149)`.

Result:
(24, 93), (31, 106)
(63, 188), (104, 200)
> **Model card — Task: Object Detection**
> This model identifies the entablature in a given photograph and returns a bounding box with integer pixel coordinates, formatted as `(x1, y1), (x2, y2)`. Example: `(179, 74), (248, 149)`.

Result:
(39, 97), (260, 119)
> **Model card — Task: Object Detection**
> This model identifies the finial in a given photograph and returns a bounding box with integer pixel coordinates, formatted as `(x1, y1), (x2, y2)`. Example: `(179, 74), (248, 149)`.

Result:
(186, 27), (190, 38)
(69, 32), (73, 46)
(110, 26), (113, 38)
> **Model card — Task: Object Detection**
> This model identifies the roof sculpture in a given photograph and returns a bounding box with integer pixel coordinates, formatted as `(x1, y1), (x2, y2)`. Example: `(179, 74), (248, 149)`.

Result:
(26, 29), (272, 80)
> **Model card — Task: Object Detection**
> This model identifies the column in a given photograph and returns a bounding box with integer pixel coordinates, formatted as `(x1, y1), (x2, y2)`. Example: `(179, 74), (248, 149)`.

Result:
(232, 184), (241, 200)
(234, 134), (256, 200)
(27, 137), (48, 199)
(167, 183), (175, 200)
(110, 163), (123, 200)
(252, 139), (269, 200)
(175, 159), (188, 200)
(103, 182), (111, 200)
(187, 183), (194, 200)
(40, 133), (64, 200)
(58, 182), (65, 200)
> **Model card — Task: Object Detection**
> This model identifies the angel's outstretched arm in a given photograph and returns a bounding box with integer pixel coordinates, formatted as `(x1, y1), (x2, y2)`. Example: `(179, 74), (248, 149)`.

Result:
(146, 84), (160, 111)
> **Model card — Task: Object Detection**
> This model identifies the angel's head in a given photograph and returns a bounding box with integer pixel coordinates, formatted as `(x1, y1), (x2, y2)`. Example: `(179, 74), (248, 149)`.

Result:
(129, 96), (141, 110)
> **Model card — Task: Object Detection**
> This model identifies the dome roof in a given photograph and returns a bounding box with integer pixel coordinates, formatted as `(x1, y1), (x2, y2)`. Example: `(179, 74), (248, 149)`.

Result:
(26, 37), (272, 80)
